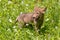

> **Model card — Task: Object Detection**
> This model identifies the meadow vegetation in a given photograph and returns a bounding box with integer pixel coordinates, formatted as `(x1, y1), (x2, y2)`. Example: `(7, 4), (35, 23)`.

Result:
(0, 0), (60, 40)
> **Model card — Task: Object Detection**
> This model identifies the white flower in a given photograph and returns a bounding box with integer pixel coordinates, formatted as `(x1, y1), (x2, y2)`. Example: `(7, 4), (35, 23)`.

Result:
(26, 7), (28, 9)
(20, 12), (23, 14)
(18, 4), (20, 6)
(13, 8), (15, 11)
(26, 30), (33, 35)
(13, 26), (16, 28)
(7, 28), (11, 32)
(41, 26), (44, 28)
(55, 26), (58, 29)
(26, 4), (29, 6)
(3, 8), (7, 11)
(8, 1), (12, 4)
(52, 20), (54, 23)
(21, 1), (24, 4)
(48, 33), (51, 39)
(59, 20), (60, 22)
(0, 20), (1, 23)
(58, 38), (60, 40)
(14, 29), (17, 32)
(0, 0), (1, 2)
(45, 39), (46, 40)
(26, 24), (29, 26)
(33, 0), (34, 1)
(9, 19), (12, 23)
(45, 18), (49, 21)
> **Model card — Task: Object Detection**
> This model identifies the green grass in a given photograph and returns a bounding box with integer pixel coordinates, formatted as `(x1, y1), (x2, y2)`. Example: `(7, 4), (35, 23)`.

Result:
(0, 0), (60, 40)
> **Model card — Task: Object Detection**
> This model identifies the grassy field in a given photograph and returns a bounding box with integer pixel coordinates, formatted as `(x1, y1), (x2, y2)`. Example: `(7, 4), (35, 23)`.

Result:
(0, 0), (60, 40)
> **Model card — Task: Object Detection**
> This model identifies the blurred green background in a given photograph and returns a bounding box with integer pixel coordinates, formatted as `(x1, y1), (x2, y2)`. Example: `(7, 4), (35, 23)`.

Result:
(0, 0), (60, 40)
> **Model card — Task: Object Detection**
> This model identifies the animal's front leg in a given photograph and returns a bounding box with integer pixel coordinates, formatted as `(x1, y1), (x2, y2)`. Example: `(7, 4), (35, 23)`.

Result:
(34, 19), (39, 33)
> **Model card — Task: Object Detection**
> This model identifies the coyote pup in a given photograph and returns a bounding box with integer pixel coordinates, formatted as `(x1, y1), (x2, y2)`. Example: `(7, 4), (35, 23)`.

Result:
(15, 6), (46, 32)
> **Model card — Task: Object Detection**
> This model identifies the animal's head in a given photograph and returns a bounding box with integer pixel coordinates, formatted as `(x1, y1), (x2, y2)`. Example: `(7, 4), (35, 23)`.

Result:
(33, 6), (47, 19)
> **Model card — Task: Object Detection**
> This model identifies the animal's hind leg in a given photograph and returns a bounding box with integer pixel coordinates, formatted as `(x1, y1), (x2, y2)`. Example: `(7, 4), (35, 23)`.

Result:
(18, 21), (25, 29)
(18, 23), (22, 29)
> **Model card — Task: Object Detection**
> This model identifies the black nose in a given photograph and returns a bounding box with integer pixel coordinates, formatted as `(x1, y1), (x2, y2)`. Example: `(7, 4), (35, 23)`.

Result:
(33, 17), (35, 19)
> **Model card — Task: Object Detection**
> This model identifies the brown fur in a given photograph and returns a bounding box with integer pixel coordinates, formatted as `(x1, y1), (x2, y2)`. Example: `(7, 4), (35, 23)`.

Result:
(15, 6), (47, 33)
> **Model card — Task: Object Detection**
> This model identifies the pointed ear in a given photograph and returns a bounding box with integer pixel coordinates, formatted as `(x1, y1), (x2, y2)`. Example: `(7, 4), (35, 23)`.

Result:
(42, 7), (47, 11)
(39, 7), (47, 13)
(34, 6), (39, 11)
(44, 7), (47, 10)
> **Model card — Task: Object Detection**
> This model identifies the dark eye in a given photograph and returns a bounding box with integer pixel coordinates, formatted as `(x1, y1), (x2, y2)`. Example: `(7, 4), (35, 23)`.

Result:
(37, 13), (38, 14)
